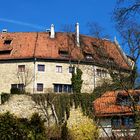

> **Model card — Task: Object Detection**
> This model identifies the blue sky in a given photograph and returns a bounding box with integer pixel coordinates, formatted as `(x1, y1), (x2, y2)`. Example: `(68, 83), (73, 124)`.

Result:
(0, 0), (116, 38)
(0, 0), (139, 84)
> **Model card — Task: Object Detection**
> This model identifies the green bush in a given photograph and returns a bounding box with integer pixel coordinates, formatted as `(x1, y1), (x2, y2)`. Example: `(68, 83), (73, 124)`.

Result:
(0, 112), (27, 140)
(30, 113), (46, 139)
(0, 112), (47, 140)
(1, 93), (10, 104)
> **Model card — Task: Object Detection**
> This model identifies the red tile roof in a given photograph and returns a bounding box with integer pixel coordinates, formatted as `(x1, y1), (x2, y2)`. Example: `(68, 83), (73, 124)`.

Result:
(0, 32), (130, 70)
(93, 90), (140, 117)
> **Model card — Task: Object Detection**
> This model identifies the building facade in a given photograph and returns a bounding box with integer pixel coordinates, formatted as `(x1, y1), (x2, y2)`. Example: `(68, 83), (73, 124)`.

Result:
(0, 24), (132, 94)
(93, 90), (140, 137)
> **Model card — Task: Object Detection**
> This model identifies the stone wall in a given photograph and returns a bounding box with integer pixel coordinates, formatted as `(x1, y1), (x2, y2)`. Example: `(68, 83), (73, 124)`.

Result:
(0, 60), (112, 94)
(0, 62), (34, 93)
(0, 94), (90, 124)
(0, 95), (38, 118)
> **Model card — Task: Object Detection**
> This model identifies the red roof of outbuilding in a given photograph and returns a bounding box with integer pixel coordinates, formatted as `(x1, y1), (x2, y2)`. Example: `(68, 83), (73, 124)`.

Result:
(93, 90), (140, 117)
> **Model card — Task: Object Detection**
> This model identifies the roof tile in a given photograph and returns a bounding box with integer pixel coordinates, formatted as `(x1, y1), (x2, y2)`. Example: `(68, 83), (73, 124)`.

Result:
(0, 32), (130, 70)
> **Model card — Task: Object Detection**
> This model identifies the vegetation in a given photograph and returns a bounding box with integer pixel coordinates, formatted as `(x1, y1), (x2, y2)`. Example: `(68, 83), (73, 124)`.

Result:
(0, 112), (46, 140)
(1, 93), (10, 104)
(71, 67), (83, 93)
(10, 88), (25, 94)
(32, 93), (95, 123)
(113, 0), (140, 87)
(67, 115), (98, 140)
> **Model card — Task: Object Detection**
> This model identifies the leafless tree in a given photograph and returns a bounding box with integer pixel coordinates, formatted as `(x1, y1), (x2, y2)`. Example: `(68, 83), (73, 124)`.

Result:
(60, 24), (75, 33)
(16, 66), (34, 91)
(113, 0), (140, 26)
(87, 22), (140, 139)
(60, 24), (83, 65)
(87, 22), (110, 39)
(32, 94), (59, 127)
(113, 0), (140, 87)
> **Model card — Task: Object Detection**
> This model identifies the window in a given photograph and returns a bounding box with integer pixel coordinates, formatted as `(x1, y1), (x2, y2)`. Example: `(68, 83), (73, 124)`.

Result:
(84, 53), (93, 60)
(54, 84), (62, 92)
(11, 84), (17, 89)
(69, 66), (75, 73)
(85, 54), (93, 59)
(102, 70), (107, 77)
(123, 117), (134, 128)
(56, 66), (62, 73)
(96, 69), (107, 77)
(96, 69), (102, 77)
(38, 64), (45, 71)
(4, 40), (12, 45)
(0, 50), (11, 55)
(11, 84), (24, 91)
(59, 50), (69, 57)
(37, 83), (43, 91)
(18, 65), (25, 72)
(54, 84), (72, 93)
(106, 58), (114, 65)
(117, 95), (132, 106)
(111, 117), (134, 129)
(18, 84), (24, 91)
(112, 118), (121, 129)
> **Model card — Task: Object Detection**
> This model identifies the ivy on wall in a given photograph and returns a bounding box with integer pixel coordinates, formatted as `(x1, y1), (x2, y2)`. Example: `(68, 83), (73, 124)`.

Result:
(1, 93), (10, 104)
(32, 93), (95, 125)
(71, 67), (83, 93)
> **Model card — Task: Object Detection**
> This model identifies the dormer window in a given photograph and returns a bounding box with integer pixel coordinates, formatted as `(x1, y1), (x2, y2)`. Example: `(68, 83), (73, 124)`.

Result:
(84, 52), (93, 60)
(105, 57), (114, 65)
(0, 50), (11, 55)
(59, 50), (69, 57)
(117, 95), (132, 106)
(4, 39), (12, 45)
(85, 54), (93, 59)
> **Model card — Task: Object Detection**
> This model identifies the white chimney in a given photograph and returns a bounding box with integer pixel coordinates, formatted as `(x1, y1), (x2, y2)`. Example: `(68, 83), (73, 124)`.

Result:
(50, 24), (55, 38)
(75, 22), (80, 47)
(2, 29), (8, 33)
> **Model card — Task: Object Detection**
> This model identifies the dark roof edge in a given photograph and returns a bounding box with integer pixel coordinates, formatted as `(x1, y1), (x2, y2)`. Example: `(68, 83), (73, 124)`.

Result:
(0, 57), (131, 72)
(95, 112), (134, 117)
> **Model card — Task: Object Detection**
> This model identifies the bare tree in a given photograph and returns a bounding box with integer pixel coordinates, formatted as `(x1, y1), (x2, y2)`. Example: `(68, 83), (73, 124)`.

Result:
(87, 22), (140, 139)
(32, 94), (59, 127)
(87, 22), (110, 39)
(60, 24), (75, 33)
(113, 0), (140, 87)
(113, 0), (140, 26)
(16, 66), (34, 91)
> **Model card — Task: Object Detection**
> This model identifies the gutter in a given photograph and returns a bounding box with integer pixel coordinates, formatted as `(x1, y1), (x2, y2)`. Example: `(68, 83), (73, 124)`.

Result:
(33, 32), (38, 94)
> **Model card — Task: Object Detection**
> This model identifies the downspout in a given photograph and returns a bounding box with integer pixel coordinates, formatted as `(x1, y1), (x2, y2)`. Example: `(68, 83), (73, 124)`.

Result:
(33, 32), (38, 94)
(93, 65), (96, 89)
(33, 58), (36, 94)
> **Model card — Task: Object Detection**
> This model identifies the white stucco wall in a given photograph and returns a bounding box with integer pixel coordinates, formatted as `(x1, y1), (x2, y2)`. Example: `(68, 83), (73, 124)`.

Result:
(99, 118), (112, 137)
(0, 60), (112, 94)
(0, 61), (34, 93)
(98, 118), (136, 138)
